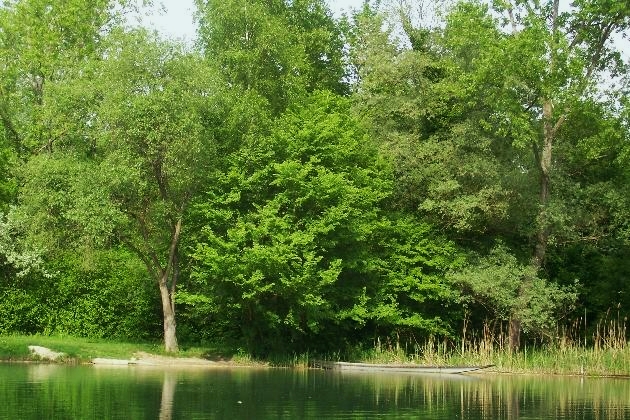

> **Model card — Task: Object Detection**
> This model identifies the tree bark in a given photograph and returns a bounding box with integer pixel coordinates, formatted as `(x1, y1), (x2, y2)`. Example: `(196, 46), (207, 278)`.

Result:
(508, 318), (521, 352)
(159, 276), (178, 353)
(129, 216), (182, 353)
(535, 98), (554, 269)
(159, 218), (182, 353)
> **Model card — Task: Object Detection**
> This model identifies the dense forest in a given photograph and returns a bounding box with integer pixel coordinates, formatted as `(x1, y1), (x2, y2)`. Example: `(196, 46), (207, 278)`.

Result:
(1, 0), (629, 355)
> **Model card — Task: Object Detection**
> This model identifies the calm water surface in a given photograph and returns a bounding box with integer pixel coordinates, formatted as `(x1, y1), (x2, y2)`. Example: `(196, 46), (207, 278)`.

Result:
(0, 363), (629, 419)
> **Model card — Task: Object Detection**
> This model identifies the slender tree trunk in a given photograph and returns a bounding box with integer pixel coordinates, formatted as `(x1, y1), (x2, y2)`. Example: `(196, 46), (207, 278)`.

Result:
(159, 276), (178, 353)
(508, 318), (521, 352)
(159, 218), (182, 353)
(507, 99), (554, 353)
(536, 98), (554, 269)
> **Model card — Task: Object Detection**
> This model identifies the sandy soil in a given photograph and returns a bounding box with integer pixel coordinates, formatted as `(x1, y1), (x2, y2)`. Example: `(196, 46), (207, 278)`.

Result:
(91, 351), (250, 368)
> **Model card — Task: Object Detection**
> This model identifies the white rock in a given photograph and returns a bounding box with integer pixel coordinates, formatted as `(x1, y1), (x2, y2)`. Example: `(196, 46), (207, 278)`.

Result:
(28, 345), (66, 361)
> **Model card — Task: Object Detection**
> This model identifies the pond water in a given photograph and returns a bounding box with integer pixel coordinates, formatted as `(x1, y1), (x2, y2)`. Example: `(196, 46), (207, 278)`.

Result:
(1, 363), (629, 419)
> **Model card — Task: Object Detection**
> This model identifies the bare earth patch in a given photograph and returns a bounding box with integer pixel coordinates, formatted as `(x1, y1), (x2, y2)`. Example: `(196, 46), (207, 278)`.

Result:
(92, 352), (244, 367)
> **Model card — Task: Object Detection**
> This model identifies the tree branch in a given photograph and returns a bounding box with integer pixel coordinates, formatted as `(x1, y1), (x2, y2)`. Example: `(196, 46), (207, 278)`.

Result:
(0, 90), (21, 152)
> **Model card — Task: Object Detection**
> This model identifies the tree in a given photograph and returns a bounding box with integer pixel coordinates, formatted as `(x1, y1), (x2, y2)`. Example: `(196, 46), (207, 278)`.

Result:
(12, 30), (237, 352)
(0, 0), (128, 156)
(195, 0), (347, 114)
(348, 0), (630, 350)
(188, 92), (461, 353)
(349, 1), (514, 234)
(1, 0), (123, 317)
(89, 32), (230, 352)
(474, 0), (629, 349)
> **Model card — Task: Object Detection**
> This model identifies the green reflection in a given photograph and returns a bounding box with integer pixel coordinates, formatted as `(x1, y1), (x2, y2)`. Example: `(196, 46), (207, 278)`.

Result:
(0, 364), (628, 419)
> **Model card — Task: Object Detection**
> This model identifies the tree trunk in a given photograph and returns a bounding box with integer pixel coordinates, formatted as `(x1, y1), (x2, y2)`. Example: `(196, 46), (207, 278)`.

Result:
(535, 98), (554, 269)
(508, 318), (521, 353)
(159, 277), (178, 353)
(160, 218), (182, 353)
(508, 100), (554, 354)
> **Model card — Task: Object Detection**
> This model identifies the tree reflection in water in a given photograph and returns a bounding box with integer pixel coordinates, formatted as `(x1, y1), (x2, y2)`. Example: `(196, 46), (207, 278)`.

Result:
(0, 364), (629, 418)
(159, 371), (176, 420)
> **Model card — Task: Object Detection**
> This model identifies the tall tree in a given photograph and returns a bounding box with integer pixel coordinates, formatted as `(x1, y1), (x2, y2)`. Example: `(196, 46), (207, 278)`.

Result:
(13, 30), (238, 352)
(0, 0), (127, 155)
(195, 0), (347, 114)
(348, 0), (629, 349)
(0, 0), (127, 302)
(189, 92), (461, 353)
(480, 0), (630, 349)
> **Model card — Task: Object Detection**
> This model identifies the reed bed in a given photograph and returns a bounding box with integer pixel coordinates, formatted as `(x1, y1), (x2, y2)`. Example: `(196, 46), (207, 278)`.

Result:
(350, 314), (629, 377)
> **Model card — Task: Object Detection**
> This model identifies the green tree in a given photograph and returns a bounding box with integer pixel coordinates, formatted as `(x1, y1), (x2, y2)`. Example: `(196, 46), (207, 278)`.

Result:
(189, 92), (461, 353)
(467, 0), (629, 349)
(350, 1), (513, 234)
(12, 30), (238, 352)
(0, 0), (128, 155)
(0, 0), (132, 291)
(348, 0), (630, 349)
(195, 0), (347, 114)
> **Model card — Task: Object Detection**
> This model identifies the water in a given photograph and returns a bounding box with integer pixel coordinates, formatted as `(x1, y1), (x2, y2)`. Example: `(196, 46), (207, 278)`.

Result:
(1, 363), (629, 419)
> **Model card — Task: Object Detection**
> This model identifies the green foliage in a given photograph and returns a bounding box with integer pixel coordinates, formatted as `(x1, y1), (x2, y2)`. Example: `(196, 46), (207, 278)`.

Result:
(0, 140), (15, 212)
(449, 243), (577, 337)
(0, 288), (46, 334)
(350, 2), (518, 235)
(0, 0), (131, 155)
(195, 0), (347, 114)
(349, 0), (630, 346)
(188, 92), (461, 352)
(1, 0), (628, 355)
(0, 247), (160, 339)
(13, 154), (121, 252)
(46, 249), (161, 339)
(0, 210), (49, 280)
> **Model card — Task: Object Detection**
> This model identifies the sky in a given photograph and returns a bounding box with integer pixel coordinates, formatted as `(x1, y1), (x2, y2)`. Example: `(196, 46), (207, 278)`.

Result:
(140, 0), (627, 62)
(141, 0), (365, 42)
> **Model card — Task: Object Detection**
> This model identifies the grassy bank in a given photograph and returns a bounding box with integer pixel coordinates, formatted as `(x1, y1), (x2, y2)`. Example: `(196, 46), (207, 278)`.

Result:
(2, 333), (629, 376)
(341, 317), (629, 377)
(0, 334), (247, 364)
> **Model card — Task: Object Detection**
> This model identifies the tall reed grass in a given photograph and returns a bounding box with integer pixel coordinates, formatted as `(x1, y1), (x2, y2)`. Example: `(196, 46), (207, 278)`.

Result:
(350, 311), (629, 377)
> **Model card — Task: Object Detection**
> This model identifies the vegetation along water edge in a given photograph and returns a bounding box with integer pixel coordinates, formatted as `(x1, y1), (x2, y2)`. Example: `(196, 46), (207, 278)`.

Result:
(1, 0), (629, 372)
(2, 333), (629, 378)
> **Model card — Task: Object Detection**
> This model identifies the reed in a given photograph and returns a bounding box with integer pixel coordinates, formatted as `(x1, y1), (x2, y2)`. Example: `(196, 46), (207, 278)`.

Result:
(348, 312), (629, 377)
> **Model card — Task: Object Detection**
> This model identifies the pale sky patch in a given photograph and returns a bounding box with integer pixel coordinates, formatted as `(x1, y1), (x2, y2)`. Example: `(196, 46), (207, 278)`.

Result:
(140, 0), (365, 42)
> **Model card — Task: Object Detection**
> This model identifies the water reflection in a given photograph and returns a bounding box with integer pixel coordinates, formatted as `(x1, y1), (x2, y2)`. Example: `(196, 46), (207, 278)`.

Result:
(0, 363), (628, 419)
(159, 372), (176, 420)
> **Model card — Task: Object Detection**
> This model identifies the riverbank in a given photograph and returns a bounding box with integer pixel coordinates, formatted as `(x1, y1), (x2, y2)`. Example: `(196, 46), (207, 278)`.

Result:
(0, 334), (259, 366)
(2, 334), (629, 377)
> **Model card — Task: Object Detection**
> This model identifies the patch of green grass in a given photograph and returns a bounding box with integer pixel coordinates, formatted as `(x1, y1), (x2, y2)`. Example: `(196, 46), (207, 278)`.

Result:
(0, 334), (242, 362)
(3, 333), (629, 376)
(0, 334), (160, 361)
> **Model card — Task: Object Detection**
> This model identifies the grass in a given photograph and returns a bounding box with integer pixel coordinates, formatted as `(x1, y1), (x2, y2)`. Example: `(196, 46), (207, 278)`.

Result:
(339, 316), (630, 377)
(2, 315), (628, 376)
(335, 340), (630, 377)
(0, 334), (244, 363)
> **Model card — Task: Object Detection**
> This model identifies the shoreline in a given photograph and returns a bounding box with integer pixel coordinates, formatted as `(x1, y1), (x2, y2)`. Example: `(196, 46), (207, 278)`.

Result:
(3, 356), (630, 379)
(2, 335), (629, 377)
